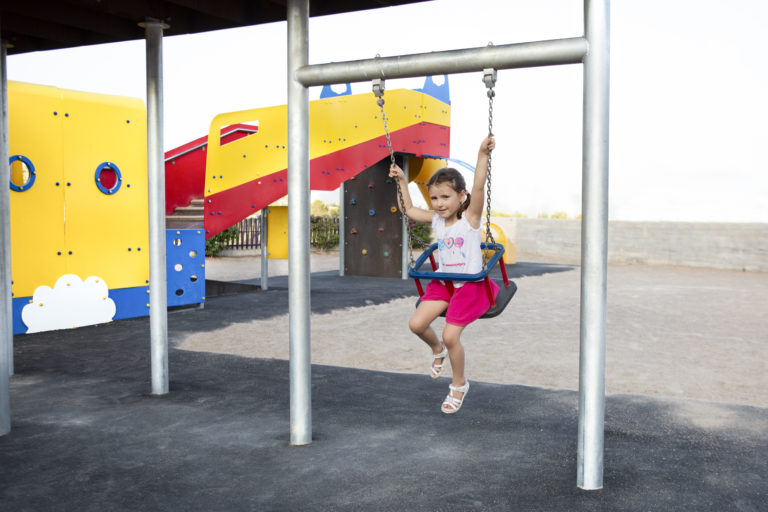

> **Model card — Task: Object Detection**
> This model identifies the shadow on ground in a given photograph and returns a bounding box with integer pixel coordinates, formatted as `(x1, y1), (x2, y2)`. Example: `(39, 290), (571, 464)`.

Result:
(2, 322), (766, 512)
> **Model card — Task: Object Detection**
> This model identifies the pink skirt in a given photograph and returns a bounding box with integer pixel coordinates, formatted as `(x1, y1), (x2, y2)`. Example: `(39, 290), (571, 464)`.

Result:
(421, 279), (500, 326)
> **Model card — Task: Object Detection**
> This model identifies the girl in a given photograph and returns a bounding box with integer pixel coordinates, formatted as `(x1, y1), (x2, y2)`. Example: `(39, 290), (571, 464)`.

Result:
(389, 135), (499, 414)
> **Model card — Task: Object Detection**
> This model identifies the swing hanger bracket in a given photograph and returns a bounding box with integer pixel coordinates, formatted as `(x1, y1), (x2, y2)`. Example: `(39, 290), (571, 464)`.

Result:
(483, 68), (497, 97)
(372, 78), (385, 97)
(372, 78), (386, 106)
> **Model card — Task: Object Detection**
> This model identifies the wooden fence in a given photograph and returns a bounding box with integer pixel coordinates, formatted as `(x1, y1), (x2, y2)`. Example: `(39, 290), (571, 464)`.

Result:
(221, 215), (339, 250)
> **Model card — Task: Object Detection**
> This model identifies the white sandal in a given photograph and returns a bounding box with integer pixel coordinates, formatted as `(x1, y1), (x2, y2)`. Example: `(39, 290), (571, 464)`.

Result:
(441, 380), (470, 414)
(430, 343), (448, 379)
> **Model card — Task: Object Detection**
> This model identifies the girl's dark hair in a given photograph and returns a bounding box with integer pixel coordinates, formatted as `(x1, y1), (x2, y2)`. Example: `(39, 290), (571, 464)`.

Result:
(426, 167), (471, 219)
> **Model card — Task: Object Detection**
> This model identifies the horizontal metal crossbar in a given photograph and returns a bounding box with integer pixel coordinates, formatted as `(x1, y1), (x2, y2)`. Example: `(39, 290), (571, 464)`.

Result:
(295, 37), (588, 87)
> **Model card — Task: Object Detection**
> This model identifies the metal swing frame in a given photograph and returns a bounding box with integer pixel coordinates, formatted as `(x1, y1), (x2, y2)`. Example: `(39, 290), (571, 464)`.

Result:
(285, 0), (610, 491)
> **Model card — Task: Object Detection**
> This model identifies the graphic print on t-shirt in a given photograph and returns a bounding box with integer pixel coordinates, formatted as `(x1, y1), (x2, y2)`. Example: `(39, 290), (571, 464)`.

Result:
(438, 236), (466, 269)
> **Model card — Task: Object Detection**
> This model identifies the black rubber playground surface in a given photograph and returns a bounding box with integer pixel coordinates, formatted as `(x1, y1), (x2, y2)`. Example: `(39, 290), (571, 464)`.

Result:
(2, 263), (766, 511)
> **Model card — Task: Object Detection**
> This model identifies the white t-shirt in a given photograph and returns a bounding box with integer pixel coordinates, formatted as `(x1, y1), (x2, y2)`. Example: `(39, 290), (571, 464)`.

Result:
(432, 214), (483, 283)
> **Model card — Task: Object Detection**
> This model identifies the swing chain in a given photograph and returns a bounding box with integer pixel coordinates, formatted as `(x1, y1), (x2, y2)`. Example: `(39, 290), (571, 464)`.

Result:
(372, 79), (396, 169)
(373, 78), (428, 268)
(482, 68), (497, 270)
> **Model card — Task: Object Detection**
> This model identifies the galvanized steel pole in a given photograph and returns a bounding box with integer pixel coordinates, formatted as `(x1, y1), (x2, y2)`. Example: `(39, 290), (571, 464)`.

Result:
(144, 20), (169, 395)
(295, 38), (587, 86)
(287, 0), (312, 445)
(260, 208), (269, 290)
(0, 36), (12, 435)
(578, 0), (610, 490)
(338, 187), (345, 277)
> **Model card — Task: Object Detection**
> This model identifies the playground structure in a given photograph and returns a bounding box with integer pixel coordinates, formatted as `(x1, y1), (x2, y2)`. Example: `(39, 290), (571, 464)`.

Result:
(7, 81), (205, 335)
(7, 77), (462, 334)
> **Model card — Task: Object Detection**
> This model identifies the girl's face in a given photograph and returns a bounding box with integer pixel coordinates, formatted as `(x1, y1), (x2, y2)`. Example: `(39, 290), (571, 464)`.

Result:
(429, 182), (467, 221)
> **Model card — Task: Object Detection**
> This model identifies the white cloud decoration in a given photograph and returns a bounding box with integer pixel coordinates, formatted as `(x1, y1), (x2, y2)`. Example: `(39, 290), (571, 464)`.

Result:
(22, 274), (117, 333)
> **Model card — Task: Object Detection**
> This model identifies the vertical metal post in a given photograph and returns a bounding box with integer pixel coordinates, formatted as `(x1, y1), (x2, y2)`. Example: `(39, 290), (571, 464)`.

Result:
(338, 187), (345, 277)
(260, 208), (269, 290)
(0, 36), (12, 436)
(287, 0), (312, 445)
(577, 0), (610, 490)
(400, 157), (409, 280)
(144, 20), (169, 395)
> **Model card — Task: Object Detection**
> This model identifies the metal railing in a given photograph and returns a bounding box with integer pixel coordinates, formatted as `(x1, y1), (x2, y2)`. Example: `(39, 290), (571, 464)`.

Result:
(226, 216), (261, 250)
(220, 215), (339, 250)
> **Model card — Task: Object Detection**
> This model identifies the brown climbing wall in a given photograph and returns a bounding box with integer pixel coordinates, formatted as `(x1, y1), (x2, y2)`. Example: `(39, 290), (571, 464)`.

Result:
(343, 157), (404, 277)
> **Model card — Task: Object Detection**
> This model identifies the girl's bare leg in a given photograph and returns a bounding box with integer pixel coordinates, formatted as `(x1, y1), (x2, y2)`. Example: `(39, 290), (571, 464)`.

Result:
(442, 323), (468, 402)
(409, 300), (449, 369)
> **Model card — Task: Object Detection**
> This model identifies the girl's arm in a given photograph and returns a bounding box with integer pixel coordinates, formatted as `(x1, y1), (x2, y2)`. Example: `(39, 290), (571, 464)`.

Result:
(465, 135), (495, 229)
(389, 163), (434, 223)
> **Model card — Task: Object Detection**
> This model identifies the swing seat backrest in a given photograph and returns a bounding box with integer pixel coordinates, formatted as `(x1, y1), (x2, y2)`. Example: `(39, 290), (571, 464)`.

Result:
(408, 242), (506, 282)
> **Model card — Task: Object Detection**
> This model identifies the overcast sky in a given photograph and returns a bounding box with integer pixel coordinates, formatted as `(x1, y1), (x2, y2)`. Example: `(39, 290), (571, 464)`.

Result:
(7, 0), (767, 222)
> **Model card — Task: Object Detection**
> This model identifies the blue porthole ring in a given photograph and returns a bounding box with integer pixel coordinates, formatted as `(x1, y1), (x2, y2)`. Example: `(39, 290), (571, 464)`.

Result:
(95, 162), (122, 195)
(9, 155), (36, 192)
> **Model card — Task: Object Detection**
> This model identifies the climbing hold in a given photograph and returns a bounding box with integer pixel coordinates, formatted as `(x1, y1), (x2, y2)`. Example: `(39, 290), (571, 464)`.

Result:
(378, 227), (385, 232)
(350, 228), (358, 235)
(383, 251), (389, 257)
(390, 206), (397, 213)
(362, 249), (368, 255)
(368, 184), (375, 189)
(369, 210), (375, 216)
(349, 199), (357, 205)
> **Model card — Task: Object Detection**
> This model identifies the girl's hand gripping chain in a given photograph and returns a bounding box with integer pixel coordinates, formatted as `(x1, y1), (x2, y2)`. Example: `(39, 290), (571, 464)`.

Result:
(388, 163), (406, 182)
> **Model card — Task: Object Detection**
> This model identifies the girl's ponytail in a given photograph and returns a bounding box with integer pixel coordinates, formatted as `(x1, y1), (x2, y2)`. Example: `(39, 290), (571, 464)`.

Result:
(457, 192), (471, 219)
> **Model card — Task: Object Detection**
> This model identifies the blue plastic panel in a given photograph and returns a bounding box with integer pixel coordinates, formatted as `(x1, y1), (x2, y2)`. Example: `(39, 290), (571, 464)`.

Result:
(320, 83), (352, 98)
(414, 75), (450, 105)
(111, 286), (151, 320)
(166, 229), (205, 307)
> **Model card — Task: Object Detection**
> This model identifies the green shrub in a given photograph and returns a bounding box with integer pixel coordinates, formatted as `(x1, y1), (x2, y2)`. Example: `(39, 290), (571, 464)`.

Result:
(310, 215), (340, 250)
(409, 220), (433, 248)
(205, 226), (239, 257)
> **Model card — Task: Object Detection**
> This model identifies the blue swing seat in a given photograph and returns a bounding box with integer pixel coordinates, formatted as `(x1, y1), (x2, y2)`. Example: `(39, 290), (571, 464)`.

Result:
(411, 242), (516, 319)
